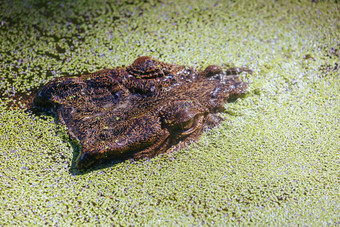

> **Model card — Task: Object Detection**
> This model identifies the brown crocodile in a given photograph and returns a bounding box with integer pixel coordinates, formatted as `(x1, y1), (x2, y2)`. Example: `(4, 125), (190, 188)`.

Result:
(32, 56), (251, 169)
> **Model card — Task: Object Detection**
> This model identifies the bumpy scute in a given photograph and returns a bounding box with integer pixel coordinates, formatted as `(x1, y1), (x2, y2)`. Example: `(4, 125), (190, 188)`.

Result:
(33, 56), (251, 169)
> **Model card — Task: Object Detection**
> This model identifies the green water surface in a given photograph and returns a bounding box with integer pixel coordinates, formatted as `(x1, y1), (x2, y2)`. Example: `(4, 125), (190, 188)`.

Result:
(0, 0), (339, 225)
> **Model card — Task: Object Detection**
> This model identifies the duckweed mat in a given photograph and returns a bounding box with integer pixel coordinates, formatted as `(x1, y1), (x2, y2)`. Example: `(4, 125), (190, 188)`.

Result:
(0, 0), (339, 225)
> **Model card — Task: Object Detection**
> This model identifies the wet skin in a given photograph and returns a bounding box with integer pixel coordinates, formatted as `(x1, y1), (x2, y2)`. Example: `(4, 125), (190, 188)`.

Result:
(33, 56), (251, 169)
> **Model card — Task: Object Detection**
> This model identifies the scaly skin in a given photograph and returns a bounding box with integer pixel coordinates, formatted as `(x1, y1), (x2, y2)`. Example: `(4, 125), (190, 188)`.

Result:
(33, 56), (251, 169)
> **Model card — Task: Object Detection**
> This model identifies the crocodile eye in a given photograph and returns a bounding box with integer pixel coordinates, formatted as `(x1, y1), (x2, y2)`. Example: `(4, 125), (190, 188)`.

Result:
(161, 100), (207, 139)
(182, 117), (194, 130)
(180, 114), (205, 136)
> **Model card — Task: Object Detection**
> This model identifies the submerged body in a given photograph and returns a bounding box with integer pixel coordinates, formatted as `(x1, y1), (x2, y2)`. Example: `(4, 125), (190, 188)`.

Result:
(33, 56), (250, 169)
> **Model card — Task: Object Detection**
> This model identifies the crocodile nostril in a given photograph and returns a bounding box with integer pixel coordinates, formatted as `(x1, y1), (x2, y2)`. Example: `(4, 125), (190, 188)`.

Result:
(202, 65), (223, 77)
